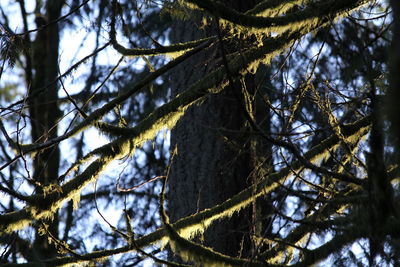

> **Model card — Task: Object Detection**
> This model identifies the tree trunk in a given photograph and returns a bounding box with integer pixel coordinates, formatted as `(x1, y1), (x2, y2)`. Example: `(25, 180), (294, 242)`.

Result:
(168, 0), (272, 258)
(388, 0), (400, 145)
(29, 0), (63, 260)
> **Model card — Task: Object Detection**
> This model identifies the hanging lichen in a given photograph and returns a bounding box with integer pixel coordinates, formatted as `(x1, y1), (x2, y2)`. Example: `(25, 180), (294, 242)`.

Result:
(138, 116), (371, 254)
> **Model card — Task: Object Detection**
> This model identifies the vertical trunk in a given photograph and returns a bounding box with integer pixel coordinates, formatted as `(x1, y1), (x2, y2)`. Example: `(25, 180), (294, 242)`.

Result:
(29, 0), (63, 260)
(388, 0), (400, 145)
(168, 0), (272, 258)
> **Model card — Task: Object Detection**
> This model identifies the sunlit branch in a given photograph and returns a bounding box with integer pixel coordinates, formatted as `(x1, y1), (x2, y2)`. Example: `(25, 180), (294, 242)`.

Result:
(245, 0), (313, 17)
(110, 0), (215, 57)
(0, 40), (212, 164)
(0, 0), (371, 245)
(185, 0), (371, 33)
(11, 116), (370, 266)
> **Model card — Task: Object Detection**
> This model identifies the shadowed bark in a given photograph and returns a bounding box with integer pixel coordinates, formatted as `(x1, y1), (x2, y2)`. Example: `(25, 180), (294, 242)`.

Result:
(28, 0), (64, 260)
(168, 0), (273, 258)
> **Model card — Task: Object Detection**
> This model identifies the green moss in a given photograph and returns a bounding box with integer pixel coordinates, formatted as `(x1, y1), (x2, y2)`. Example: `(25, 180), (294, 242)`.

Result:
(0, 214), (32, 234)
(140, 117), (371, 252)
(112, 36), (214, 58)
(185, 0), (370, 36)
(159, 172), (265, 267)
(247, 0), (308, 17)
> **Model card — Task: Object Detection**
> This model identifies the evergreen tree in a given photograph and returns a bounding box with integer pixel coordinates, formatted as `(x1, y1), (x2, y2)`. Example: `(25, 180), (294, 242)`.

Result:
(0, 0), (397, 266)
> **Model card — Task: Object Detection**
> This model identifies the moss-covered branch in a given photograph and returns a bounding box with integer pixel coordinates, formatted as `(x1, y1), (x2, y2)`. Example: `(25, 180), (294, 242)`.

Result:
(185, 0), (370, 33)
(292, 225), (366, 267)
(259, 191), (364, 263)
(7, 116), (370, 266)
(0, 14), (370, 258)
(151, 116), (370, 243)
(9, 39), (212, 156)
(159, 167), (266, 266)
(109, 0), (215, 57)
(0, 0), (375, 263)
(0, 26), (297, 235)
(7, 0), (367, 158)
(246, 0), (312, 17)
(111, 35), (215, 57)
(0, 154), (117, 234)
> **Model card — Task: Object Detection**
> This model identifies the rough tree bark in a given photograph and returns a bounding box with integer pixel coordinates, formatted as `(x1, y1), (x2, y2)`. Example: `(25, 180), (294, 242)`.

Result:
(28, 0), (63, 260)
(168, 0), (273, 258)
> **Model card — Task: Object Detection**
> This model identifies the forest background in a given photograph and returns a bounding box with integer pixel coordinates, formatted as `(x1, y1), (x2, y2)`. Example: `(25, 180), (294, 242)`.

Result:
(0, 0), (399, 266)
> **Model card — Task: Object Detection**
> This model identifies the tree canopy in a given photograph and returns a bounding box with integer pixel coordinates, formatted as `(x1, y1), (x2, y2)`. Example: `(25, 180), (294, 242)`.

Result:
(0, 0), (398, 266)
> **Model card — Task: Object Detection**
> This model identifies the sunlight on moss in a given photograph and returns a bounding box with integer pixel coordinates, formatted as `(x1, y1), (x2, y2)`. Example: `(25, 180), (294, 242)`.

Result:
(133, 108), (186, 148)
(1, 215), (31, 234)
(250, 0), (306, 17)
(165, 49), (190, 59)
(72, 193), (81, 210)
(155, 117), (371, 258)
